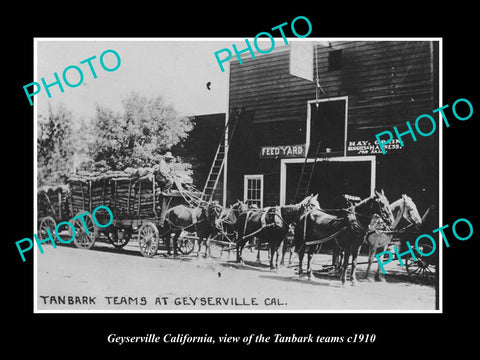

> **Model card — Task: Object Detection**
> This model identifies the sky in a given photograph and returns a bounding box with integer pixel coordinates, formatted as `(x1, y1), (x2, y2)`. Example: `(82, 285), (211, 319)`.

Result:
(35, 38), (288, 121)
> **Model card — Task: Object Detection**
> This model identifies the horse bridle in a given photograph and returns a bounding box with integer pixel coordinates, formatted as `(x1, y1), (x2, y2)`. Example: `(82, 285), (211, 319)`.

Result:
(347, 197), (393, 233)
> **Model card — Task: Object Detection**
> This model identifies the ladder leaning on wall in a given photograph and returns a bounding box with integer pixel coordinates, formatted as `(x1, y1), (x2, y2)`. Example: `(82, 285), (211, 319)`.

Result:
(201, 107), (244, 202)
(293, 139), (323, 203)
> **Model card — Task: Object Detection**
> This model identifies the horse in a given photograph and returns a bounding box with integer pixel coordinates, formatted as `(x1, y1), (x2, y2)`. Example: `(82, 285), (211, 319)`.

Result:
(256, 223), (296, 267)
(235, 194), (321, 269)
(213, 200), (253, 257)
(294, 190), (394, 286)
(279, 223), (296, 267)
(163, 201), (222, 257)
(364, 194), (423, 281)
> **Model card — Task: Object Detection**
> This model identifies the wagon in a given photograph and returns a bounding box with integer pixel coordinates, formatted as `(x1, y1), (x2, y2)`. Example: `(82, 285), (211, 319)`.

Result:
(395, 228), (438, 284)
(65, 169), (199, 257)
(37, 184), (71, 241)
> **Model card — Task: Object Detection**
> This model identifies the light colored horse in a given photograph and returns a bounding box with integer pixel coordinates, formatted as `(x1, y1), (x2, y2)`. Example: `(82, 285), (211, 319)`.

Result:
(365, 194), (423, 281)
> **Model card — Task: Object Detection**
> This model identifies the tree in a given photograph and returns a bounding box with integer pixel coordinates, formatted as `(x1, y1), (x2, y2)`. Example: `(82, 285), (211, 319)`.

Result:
(87, 92), (194, 176)
(37, 103), (75, 186)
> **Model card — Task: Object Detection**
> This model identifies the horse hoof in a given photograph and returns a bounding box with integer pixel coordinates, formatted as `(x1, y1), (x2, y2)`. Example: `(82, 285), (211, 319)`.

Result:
(377, 276), (386, 283)
(366, 276), (374, 282)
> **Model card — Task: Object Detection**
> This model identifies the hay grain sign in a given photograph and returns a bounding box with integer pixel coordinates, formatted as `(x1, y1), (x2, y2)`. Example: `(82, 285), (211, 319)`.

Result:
(260, 144), (306, 158)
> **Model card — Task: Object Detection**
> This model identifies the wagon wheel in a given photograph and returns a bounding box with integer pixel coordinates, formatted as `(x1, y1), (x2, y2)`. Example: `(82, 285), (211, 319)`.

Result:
(38, 216), (57, 243)
(177, 233), (195, 255)
(138, 222), (159, 258)
(107, 228), (132, 249)
(72, 212), (97, 250)
(405, 243), (436, 284)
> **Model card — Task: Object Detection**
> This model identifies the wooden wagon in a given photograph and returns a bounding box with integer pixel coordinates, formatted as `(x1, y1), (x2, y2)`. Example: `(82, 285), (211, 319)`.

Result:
(37, 184), (71, 240)
(66, 169), (199, 257)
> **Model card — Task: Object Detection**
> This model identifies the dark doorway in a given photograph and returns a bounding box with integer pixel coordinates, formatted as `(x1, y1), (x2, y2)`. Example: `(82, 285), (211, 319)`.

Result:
(309, 99), (346, 155)
(286, 160), (372, 207)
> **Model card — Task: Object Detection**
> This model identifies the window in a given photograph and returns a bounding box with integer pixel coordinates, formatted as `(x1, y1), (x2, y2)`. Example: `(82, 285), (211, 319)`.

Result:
(244, 175), (263, 208)
(328, 49), (342, 71)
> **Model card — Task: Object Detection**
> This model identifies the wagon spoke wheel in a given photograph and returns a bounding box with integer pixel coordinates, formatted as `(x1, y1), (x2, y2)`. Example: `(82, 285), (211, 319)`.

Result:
(107, 228), (131, 249)
(38, 216), (57, 243)
(405, 244), (436, 284)
(138, 222), (159, 258)
(72, 212), (97, 250)
(177, 233), (195, 255)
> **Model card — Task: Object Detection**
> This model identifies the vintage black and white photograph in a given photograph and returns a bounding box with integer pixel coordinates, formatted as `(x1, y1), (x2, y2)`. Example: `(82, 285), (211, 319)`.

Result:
(34, 38), (441, 312)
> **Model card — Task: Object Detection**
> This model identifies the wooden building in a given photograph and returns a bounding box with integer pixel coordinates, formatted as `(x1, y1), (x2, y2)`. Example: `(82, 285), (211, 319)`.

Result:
(175, 112), (225, 193)
(220, 40), (440, 216)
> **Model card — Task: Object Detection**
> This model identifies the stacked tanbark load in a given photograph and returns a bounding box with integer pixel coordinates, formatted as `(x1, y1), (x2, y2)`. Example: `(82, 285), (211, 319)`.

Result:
(37, 185), (71, 221)
(110, 168), (163, 220)
(68, 168), (163, 221)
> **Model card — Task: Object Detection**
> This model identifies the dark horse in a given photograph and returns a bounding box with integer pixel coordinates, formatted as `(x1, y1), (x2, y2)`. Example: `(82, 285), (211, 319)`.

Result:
(235, 194), (320, 269)
(215, 200), (252, 241)
(212, 200), (253, 257)
(294, 190), (394, 285)
(163, 201), (222, 257)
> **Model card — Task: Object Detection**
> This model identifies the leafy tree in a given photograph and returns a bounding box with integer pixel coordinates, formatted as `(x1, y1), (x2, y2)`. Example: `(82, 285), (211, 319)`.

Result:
(37, 103), (75, 186)
(87, 92), (194, 177)
(37, 93), (195, 186)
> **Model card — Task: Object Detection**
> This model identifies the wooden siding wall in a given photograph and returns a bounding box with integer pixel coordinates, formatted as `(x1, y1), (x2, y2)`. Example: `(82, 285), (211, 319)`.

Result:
(226, 41), (439, 212)
(175, 113), (225, 200)
(229, 41), (436, 129)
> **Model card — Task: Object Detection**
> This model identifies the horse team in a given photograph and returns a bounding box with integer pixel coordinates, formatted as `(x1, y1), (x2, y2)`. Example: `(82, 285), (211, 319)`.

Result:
(162, 190), (424, 286)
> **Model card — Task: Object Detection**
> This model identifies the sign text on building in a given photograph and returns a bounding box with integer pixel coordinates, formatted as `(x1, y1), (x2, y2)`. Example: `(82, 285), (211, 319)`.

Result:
(347, 139), (402, 155)
(260, 144), (306, 158)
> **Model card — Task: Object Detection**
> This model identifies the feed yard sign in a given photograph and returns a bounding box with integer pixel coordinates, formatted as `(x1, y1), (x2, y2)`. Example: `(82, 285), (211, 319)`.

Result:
(260, 144), (306, 158)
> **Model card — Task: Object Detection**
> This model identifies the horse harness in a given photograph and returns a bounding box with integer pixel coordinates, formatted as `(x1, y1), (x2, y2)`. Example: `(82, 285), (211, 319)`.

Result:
(213, 206), (246, 242)
(164, 206), (207, 233)
(365, 200), (422, 238)
(300, 208), (349, 247)
(241, 206), (288, 240)
(301, 205), (387, 248)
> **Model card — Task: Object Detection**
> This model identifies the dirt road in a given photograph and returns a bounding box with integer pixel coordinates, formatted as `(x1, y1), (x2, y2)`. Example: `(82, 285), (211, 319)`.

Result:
(36, 241), (437, 312)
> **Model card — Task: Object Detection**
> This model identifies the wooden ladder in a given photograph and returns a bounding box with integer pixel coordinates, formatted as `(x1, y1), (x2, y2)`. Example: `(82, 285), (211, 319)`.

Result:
(294, 140), (323, 203)
(201, 107), (244, 202)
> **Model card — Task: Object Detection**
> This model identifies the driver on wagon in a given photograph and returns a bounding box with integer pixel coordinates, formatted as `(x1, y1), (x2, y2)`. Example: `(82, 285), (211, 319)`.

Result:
(155, 151), (175, 191)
